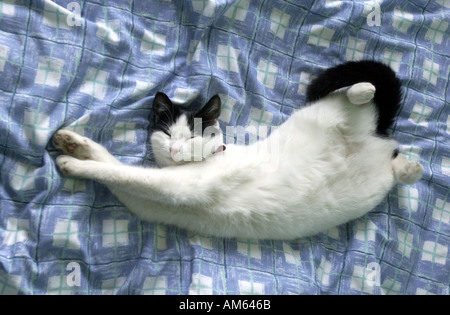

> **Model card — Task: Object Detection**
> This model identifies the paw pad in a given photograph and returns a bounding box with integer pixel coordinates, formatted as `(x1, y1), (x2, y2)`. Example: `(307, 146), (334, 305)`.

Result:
(53, 130), (91, 160)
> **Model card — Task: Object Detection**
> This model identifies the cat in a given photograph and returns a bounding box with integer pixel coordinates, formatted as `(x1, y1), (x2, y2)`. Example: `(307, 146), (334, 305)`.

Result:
(52, 61), (424, 240)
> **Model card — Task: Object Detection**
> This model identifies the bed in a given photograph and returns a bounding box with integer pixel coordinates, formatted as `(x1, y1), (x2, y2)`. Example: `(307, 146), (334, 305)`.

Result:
(0, 0), (448, 295)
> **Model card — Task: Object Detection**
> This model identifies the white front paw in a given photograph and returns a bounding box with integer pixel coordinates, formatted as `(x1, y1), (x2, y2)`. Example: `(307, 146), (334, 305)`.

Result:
(347, 82), (376, 105)
(53, 130), (92, 160)
(56, 155), (82, 177)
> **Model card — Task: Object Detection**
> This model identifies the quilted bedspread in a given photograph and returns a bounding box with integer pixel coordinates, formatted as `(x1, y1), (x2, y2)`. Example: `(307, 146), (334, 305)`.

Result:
(0, 0), (449, 295)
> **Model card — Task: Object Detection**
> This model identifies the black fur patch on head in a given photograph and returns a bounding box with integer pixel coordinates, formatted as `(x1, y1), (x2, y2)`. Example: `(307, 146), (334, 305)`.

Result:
(153, 92), (182, 136)
(152, 93), (222, 136)
(192, 94), (222, 134)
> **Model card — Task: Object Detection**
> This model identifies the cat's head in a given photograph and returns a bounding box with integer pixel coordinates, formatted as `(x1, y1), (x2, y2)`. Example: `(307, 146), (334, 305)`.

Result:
(151, 92), (226, 167)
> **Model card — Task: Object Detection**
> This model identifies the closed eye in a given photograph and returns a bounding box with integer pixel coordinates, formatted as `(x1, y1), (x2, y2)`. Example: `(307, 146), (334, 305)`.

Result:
(152, 125), (171, 138)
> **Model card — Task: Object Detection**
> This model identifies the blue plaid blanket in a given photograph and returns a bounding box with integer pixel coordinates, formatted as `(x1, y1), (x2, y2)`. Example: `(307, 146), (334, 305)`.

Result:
(0, 0), (449, 295)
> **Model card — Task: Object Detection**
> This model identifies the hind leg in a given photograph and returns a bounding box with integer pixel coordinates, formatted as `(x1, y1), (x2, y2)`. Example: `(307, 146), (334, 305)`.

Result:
(346, 82), (376, 105)
(392, 153), (424, 184)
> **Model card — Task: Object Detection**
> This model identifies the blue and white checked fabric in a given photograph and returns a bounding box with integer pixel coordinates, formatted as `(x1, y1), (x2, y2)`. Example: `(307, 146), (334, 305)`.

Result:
(0, 0), (449, 295)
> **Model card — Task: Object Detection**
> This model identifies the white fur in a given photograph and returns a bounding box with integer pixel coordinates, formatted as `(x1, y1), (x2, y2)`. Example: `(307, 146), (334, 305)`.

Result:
(54, 83), (424, 240)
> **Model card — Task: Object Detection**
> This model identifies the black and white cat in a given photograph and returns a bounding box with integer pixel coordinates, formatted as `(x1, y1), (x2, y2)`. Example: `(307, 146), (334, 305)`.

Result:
(53, 61), (424, 240)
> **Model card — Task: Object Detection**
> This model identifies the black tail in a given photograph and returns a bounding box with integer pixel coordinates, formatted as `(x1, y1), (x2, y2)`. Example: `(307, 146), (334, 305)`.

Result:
(306, 60), (402, 137)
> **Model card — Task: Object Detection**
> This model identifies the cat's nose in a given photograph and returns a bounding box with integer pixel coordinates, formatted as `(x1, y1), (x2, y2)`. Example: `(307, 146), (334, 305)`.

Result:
(170, 146), (180, 155)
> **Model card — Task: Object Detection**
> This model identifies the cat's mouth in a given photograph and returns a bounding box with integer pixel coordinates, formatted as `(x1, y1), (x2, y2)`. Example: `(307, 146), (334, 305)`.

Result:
(166, 144), (227, 165)
(215, 145), (226, 153)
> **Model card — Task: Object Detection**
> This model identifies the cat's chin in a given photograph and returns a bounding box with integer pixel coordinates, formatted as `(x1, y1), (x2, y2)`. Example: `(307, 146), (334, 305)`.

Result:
(156, 155), (190, 168)
(158, 159), (179, 168)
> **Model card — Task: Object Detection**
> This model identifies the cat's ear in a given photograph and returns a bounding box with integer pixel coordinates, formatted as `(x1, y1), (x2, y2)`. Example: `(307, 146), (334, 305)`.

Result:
(196, 95), (221, 124)
(153, 92), (174, 123)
